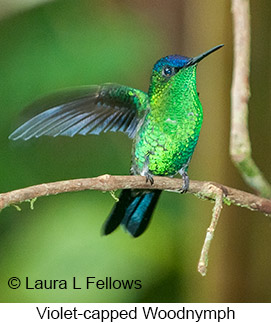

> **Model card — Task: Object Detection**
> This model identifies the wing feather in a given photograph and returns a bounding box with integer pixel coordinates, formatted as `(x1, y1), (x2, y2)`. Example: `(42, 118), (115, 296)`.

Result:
(9, 84), (149, 141)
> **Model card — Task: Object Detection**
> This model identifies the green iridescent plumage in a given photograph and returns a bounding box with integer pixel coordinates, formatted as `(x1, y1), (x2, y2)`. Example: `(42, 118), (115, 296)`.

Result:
(132, 65), (202, 177)
(9, 45), (223, 237)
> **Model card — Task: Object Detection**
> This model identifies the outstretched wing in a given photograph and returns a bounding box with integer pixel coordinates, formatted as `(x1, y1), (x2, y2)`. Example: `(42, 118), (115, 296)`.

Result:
(9, 84), (149, 140)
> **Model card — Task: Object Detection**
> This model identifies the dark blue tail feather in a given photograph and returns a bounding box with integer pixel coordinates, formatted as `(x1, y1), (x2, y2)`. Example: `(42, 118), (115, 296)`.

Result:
(103, 189), (161, 237)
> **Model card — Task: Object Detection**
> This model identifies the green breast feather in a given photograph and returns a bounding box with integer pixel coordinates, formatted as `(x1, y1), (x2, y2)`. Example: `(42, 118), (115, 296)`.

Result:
(132, 66), (203, 176)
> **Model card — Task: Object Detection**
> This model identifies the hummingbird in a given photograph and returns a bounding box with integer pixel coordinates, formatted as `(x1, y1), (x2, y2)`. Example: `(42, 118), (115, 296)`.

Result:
(9, 44), (223, 238)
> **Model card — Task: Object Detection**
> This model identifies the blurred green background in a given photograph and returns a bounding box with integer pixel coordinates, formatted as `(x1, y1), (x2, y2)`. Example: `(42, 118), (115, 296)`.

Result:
(0, 0), (270, 302)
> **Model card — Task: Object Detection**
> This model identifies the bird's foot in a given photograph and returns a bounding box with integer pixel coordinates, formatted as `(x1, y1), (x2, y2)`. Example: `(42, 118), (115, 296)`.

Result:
(145, 173), (154, 185)
(142, 153), (154, 185)
(179, 170), (189, 194)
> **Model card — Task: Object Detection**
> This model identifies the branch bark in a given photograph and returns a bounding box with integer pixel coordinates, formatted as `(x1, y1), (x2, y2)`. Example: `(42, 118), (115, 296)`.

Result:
(198, 186), (223, 276)
(1, 175), (271, 214)
(230, 0), (271, 198)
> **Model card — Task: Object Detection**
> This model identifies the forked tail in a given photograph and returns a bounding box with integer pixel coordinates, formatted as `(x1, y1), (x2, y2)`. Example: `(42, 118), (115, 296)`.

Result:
(103, 189), (161, 237)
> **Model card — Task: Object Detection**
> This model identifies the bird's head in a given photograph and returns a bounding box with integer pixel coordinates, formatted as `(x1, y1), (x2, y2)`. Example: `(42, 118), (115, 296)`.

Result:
(148, 44), (223, 99)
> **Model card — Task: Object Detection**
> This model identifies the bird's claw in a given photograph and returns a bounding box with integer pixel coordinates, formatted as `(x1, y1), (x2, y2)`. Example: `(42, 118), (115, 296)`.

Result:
(179, 187), (188, 194)
(145, 173), (154, 185)
(179, 170), (189, 194)
(142, 153), (154, 185)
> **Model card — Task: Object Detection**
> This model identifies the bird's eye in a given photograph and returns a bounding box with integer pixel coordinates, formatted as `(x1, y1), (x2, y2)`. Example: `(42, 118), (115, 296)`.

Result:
(162, 66), (175, 77)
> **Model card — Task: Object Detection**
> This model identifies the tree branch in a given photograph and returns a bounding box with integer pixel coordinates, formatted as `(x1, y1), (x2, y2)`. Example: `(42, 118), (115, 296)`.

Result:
(1, 175), (271, 275)
(198, 186), (223, 276)
(1, 175), (271, 214)
(230, 0), (271, 198)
